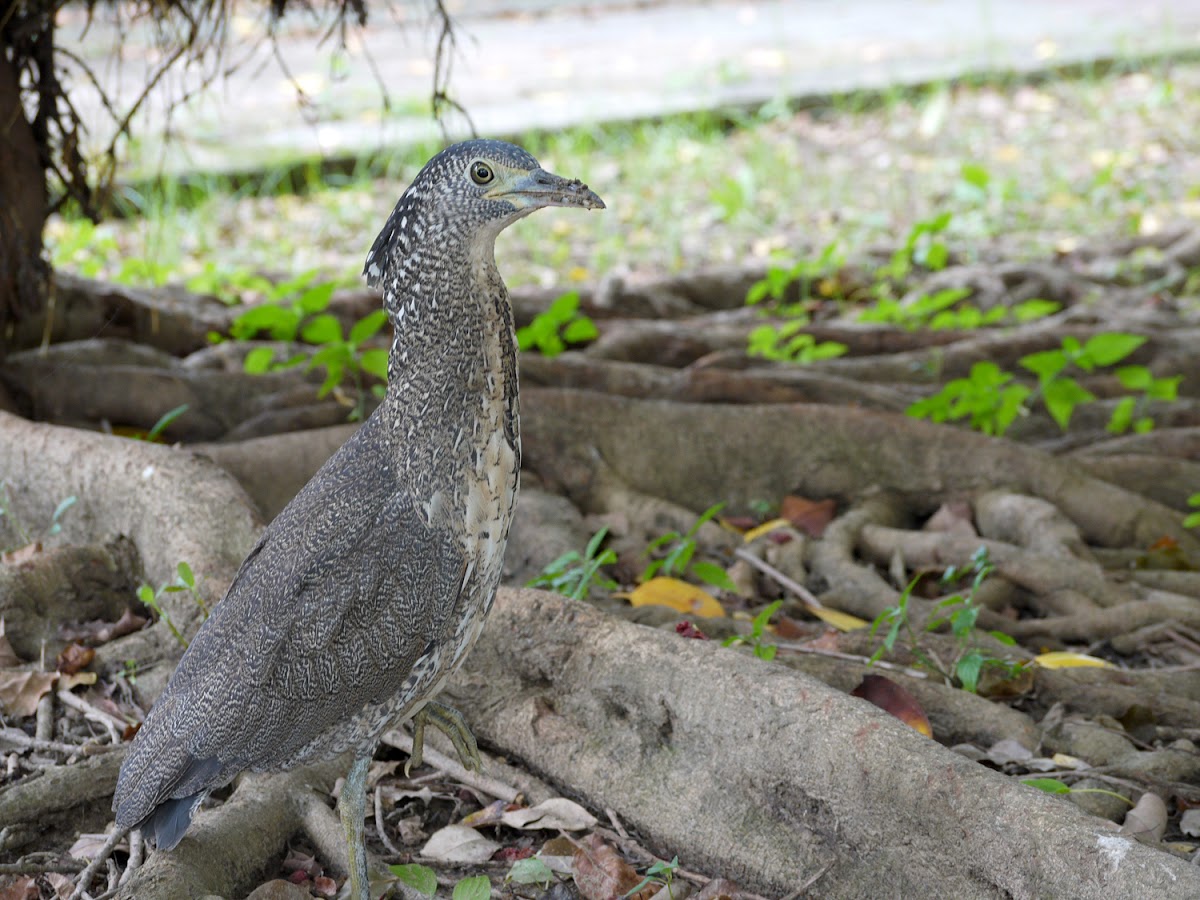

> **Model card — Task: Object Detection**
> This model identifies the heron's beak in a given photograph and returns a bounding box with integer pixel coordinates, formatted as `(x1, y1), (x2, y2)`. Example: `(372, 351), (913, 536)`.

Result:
(488, 168), (606, 211)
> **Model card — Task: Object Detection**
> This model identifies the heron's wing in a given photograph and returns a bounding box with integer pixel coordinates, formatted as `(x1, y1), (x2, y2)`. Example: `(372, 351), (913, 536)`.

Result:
(114, 418), (466, 832)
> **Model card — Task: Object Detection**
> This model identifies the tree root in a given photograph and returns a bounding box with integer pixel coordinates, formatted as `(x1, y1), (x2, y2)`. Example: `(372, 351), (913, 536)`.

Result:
(0, 537), (141, 659)
(445, 587), (1200, 898)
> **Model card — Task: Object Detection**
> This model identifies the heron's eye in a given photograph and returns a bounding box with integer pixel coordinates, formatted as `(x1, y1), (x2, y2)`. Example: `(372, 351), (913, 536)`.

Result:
(470, 161), (494, 185)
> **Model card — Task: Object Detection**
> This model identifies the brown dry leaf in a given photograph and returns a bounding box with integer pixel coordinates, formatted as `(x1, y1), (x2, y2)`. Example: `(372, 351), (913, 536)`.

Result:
(500, 797), (597, 832)
(459, 798), (508, 828)
(1, 541), (42, 565)
(59, 608), (148, 645)
(420, 824), (500, 863)
(56, 642), (94, 675)
(0, 875), (38, 900)
(674, 620), (710, 640)
(774, 615), (816, 640)
(1121, 793), (1168, 843)
(923, 501), (977, 536)
(779, 495), (836, 537)
(977, 664), (1034, 699)
(620, 577), (725, 618)
(572, 833), (641, 900)
(0, 620), (20, 667)
(58, 672), (97, 690)
(0, 670), (57, 718)
(311, 875), (338, 898)
(695, 878), (740, 900)
(851, 674), (932, 738)
(68, 832), (114, 859)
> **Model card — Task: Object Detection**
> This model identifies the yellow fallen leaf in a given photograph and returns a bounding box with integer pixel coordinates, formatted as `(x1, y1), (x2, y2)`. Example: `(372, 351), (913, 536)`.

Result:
(810, 607), (869, 632)
(742, 518), (790, 543)
(1034, 651), (1113, 669)
(619, 577), (725, 618)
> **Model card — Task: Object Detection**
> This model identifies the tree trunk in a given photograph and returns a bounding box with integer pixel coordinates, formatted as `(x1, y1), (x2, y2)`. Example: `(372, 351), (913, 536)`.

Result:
(0, 47), (49, 345)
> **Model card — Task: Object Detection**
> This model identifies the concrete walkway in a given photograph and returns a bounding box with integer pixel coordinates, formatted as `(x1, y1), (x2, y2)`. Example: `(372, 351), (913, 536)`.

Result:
(59, 0), (1200, 177)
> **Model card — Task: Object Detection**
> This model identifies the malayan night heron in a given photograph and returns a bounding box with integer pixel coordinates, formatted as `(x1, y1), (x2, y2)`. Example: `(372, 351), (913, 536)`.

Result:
(112, 139), (604, 898)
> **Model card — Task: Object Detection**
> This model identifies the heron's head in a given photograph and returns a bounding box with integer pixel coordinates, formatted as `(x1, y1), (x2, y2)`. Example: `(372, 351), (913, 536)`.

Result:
(364, 139), (604, 288)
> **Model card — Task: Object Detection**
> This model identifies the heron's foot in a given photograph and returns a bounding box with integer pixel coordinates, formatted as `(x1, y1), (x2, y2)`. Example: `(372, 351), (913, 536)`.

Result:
(405, 700), (481, 776)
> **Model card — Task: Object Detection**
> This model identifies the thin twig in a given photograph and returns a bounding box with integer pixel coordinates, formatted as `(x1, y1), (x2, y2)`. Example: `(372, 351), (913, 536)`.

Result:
(373, 784), (403, 856)
(380, 728), (521, 803)
(56, 690), (128, 743)
(734, 546), (824, 610)
(0, 725), (113, 757)
(68, 827), (128, 900)
(781, 860), (835, 899)
(605, 807), (629, 839)
(0, 858), (86, 875)
(772, 642), (930, 679)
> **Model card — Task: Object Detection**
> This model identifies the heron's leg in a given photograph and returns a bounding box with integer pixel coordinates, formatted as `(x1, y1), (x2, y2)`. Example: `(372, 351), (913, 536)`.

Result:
(404, 700), (481, 776)
(338, 754), (371, 900)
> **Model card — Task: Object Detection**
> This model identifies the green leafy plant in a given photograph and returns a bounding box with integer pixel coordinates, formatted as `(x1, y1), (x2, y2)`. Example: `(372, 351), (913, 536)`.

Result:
(641, 503), (737, 592)
(722, 600), (782, 661)
(526, 527), (619, 601)
(516, 291), (599, 356)
(1186, 493), (1200, 530)
(137, 562), (205, 648)
(869, 547), (1023, 693)
(906, 360), (1032, 437)
(746, 320), (849, 364)
(624, 856), (680, 899)
(47, 219), (121, 279)
(858, 290), (1061, 331)
(1022, 778), (1133, 806)
(223, 270), (391, 420)
(746, 240), (845, 308)
(907, 333), (1177, 436)
(876, 211), (954, 287)
(389, 865), (491, 899)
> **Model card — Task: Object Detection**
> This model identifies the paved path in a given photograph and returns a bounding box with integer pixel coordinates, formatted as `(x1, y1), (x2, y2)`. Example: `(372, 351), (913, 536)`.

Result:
(59, 0), (1200, 177)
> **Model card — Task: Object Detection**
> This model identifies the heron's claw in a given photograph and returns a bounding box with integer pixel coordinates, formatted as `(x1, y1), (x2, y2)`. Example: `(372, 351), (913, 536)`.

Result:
(405, 700), (481, 776)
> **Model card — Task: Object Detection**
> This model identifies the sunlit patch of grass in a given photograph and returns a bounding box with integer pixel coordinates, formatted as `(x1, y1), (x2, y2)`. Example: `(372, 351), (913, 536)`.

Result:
(48, 57), (1200, 299)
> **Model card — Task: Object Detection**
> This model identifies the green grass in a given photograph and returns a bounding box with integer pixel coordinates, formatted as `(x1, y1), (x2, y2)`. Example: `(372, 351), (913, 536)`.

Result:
(45, 57), (1200, 302)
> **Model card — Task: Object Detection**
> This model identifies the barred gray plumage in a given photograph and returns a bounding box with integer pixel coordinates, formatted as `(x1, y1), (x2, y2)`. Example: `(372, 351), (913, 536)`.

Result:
(112, 139), (603, 897)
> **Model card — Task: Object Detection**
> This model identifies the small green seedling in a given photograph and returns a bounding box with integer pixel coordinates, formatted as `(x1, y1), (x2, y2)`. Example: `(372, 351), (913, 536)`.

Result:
(517, 291), (599, 356)
(141, 404), (189, 442)
(526, 527), (619, 601)
(137, 562), (205, 648)
(869, 547), (1022, 692)
(624, 856), (680, 899)
(641, 503), (738, 592)
(1185, 493), (1200, 530)
(1022, 779), (1134, 806)
(723, 600), (782, 661)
